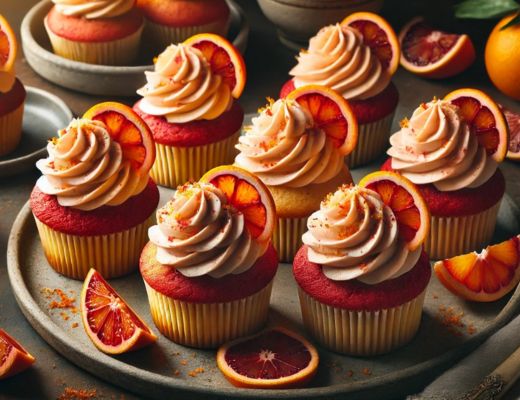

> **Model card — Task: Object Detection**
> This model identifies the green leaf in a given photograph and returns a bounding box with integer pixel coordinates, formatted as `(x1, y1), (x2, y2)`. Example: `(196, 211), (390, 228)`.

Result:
(455, 0), (519, 19)
(500, 12), (520, 28)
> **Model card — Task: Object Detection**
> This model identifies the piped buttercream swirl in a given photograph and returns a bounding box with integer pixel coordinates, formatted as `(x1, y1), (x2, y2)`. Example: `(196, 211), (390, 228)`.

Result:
(136, 44), (233, 124)
(302, 185), (421, 284)
(387, 99), (498, 192)
(36, 118), (149, 211)
(290, 24), (391, 101)
(52, 0), (134, 19)
(148, 182), (267, 278)
(234, 99), (344, 187)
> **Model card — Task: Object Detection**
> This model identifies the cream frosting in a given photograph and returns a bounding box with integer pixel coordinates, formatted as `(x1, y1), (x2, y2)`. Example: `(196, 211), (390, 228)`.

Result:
(148, 182), (267, 278)
(136, 44), (233, 124)
(36, 118), (149, 211)
(234, 99), (345, 188)
(290, 24), (391, 101)
(302, 185), (421, 284)
(387, 99), (498, 192)
(52, 0), (134, 19)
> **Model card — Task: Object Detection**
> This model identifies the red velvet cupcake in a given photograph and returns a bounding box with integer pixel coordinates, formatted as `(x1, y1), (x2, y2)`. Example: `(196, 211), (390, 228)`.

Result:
(45, 0), (144, 65)
(30, 106), (159, 280)
(134, 34), (246, 189)
(281, 22), (400, 167)
(140, 167), (278, 348)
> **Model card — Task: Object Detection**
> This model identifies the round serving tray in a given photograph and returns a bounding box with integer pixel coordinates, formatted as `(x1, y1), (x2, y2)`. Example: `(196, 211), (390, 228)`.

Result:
(7, 174), (520, 399)
(21, 0), (250, 96)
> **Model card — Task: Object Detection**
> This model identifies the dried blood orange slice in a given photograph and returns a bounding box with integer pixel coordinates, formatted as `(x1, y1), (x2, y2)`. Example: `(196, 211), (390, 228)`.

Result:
(399, 17), (476, 79)
(445, 88), (509, 162)
(0, 14), (17, 93)
(81, 269), (156, 355)
(499, 105), (520, 161)
(83, 102), (155, 175)
(217, 327), (319, 389)
(359, 171), (430, 251)
(341, 12), (400, 75)
(0, 329), (35, 380)
(434, 235), (520, 302)
(201, 166), (275, 243)
(184, 33), (246, 99)
(287, 85), (358, 156)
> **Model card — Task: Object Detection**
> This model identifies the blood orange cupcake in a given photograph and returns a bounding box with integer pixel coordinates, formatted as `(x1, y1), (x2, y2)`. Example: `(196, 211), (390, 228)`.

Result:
(136, 0), (230, 53)
(140, 166), (278, 348)
(293, 172), (431, 355)
(383, 89), (508, 259)
(30, 102), (158, 280)
(234, 85), (358, 262)
(281, 12), (400, 168)
(44, 0), (144, 65)
(134, 33), (245, 189)
(0, 15), (25, 157)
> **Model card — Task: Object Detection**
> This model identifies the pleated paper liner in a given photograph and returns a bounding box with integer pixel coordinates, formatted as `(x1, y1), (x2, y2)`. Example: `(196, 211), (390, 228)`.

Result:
(345, 111), (395, 169)
(34, 215), (153, 280)
(44, 18), (143, 65)
(425, 201), (501, 260)
(298, 288), (426, 356)
(144, 280), (273, 349)
(150, 130), (240, 189)
(0, 103), (24, 157)
(272, 216), (307, 263)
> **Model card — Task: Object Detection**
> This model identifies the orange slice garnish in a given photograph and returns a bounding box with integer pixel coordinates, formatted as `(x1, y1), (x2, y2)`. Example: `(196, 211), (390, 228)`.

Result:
(81, 269), (157, 355)
(359, 171), (430, 251)
(0, 14), (17, 93)
(83, 102), (155, 175)
(0, 329), (35, 380)
(434, 235), (520, 302)
(445, 88), (509, 162)
(287, 85), (358, 156)
(500, 105), (520, 161)
(200, 165), (276, 243)
(217, 327), (319, 389)
(341, 11), (400, 75)
(184, 33), (246, 99)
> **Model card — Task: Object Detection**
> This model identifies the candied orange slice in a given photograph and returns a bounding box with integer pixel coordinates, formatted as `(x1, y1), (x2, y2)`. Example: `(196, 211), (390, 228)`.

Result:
(0, 329), (35, 380)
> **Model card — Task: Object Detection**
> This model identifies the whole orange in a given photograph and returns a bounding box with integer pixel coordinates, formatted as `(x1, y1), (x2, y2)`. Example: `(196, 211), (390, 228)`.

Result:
(485, 13), (520, 100)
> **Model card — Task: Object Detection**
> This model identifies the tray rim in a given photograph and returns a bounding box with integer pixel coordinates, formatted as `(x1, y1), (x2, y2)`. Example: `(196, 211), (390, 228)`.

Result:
(7, 197), (520, 399)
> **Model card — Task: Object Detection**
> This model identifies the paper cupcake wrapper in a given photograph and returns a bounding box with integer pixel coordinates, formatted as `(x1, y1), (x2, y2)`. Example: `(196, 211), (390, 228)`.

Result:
(0, 102), (24, 157)
(144, 280), (273, 348)
(345, 111), (395, 168)
(34, 215), (153, 280)
(298, 288), (426, 356)
(150, 130), (240, 189)
(272, 216), (308, 263)
(425, 201), (501, 260)
(45, 18), (143, 65)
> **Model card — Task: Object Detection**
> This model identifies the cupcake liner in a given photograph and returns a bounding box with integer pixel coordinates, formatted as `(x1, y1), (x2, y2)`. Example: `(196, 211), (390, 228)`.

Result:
(150, 130), (240, 189)
(345, 111), (395, 168)
(144, 280), (273, 348)
(0, 102), (24, 157)
(298, 287), (426, 356)
(44, 18), (143, 65)
(426, 201), (501, 260)
(272, 216), (308, 263)
(34, 215), (154, 280)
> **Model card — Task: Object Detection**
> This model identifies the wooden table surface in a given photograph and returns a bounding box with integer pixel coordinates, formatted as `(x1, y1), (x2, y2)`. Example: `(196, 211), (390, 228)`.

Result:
(1, 1), (520, 399)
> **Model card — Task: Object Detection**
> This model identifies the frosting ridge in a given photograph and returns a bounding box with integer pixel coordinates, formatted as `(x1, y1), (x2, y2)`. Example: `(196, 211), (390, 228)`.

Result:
(52, 0), (135, 19)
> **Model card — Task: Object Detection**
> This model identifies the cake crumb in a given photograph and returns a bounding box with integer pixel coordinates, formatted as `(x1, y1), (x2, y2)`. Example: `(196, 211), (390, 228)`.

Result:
(362, 368), (372, 376)
(72, 322), (79, 329)
(180, 359), (188, 366)
(57, 387), (97, 400)
(437, 305), (469, 336)
(173, 369), (181, 376)
(346, 370), (354, 378)
(189, 367), (205, 377)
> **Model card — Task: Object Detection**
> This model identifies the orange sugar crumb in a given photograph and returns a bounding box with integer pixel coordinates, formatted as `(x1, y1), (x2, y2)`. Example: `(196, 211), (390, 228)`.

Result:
(346, 370), (354, 378)
(180, 359), (188, 366)
(188, 367), (205, 377)
(174, 369), (181, 376)
(57, 388), (97, 400)
(72, 322), (79, 329)
(41, 288), (76, 310)
(362, 368), (372, 376)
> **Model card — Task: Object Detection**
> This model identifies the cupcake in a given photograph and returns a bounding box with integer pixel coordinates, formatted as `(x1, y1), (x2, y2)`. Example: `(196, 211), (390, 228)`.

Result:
(293, 172), (431, 355)
(0, 15), (26, 157)
(137, 0), (230, 53)
(235, 85), (358, 262)
(281, 13), (400, 168)
(30, 103), (159, 279)
(45, 0), (144, 65)
(134, 33), (246, 189)
(140, 166), (278, 348)
(383, 91), (507, 259)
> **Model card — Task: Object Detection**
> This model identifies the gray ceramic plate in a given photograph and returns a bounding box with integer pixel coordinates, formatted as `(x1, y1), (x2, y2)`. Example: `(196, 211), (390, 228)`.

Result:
(0, 86), (72, 178)
(7, 173), (520, 399)
(21, 0), (250, 96)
